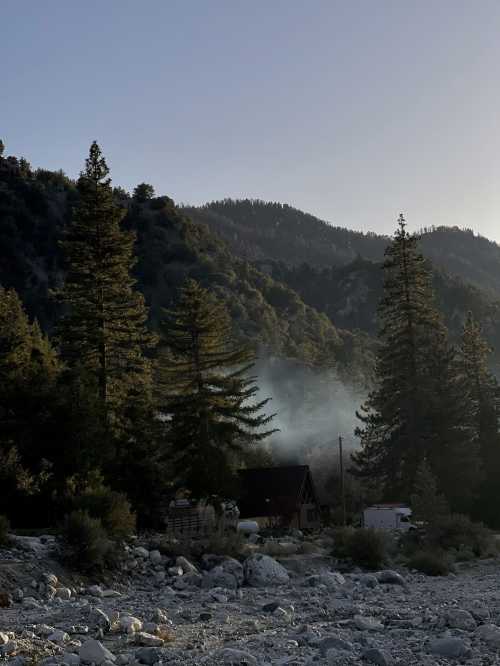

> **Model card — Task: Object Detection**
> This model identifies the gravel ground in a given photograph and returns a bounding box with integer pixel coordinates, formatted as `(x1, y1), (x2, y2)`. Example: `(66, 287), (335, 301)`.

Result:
(2, 536), (500, 665)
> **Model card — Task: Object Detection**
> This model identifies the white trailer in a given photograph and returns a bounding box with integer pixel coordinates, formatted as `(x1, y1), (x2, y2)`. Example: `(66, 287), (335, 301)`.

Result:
(363, 504), (414, 531)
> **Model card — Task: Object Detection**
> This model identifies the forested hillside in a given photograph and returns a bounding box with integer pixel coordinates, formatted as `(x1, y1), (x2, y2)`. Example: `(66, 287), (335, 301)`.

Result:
(189, 199), (500, 296)
(0, 152), (365, 375)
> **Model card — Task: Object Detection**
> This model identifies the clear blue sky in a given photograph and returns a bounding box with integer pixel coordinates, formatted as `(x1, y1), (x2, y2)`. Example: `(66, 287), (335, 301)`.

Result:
(3, 0), (500, 239)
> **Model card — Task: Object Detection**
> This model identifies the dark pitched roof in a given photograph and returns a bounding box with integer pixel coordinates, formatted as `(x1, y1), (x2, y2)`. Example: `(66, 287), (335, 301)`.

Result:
(238, 465), (318, 518)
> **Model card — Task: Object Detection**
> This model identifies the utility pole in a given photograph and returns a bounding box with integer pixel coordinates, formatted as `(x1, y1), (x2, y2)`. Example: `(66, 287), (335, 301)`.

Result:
(339, 434), (347, 526)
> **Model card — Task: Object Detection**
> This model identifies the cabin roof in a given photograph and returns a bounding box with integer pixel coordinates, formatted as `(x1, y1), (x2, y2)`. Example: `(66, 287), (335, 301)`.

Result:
(238, 465), (318, 518)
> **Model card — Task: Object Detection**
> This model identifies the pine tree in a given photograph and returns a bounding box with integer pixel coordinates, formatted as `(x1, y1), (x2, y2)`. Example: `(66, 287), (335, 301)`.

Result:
(158, 279), (276, 498)
(59, 142), (153, 412)
(457, 312), (500, 525)
(352, 215), (479, 508)
(410, 458), (449, 523)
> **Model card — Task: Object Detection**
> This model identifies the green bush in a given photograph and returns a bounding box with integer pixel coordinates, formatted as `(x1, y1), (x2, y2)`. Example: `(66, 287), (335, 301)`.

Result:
(427, 514), (495, 558)
(332, 527), (356, 559)
(0, 515), (10, 546)
(61, 510), (112, 571)
(408, 549), (452, 576)
(333, 527), (387, 570)
(73, 487), (136, 540)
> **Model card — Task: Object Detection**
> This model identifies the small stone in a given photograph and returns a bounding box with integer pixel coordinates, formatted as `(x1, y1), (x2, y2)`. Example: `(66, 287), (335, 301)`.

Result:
(48, 629), (70, 643)
(87, 585), (104, 598)
(152, 609), (168, 623)
(22, 596), (40, 609)
(354, 615), (384, 631)
(89, 608), (111, 632)
(134, 632), (164, 647)
(133, 547), (149, 558)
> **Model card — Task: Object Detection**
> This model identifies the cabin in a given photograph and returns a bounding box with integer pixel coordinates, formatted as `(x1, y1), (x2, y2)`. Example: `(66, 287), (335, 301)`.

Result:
(238, 465), (321, 530)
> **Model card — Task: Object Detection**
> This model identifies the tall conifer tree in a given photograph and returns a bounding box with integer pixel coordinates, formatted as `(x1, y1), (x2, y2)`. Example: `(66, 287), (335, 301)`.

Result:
(159, 279), (276, 497)
(352, 215), (478, 508)
(457, 312), (500, 524)
(59, 142), (153, 412)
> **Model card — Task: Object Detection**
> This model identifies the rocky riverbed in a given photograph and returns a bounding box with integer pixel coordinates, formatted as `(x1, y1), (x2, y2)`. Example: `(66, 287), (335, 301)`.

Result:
(1, 534), (500, 665)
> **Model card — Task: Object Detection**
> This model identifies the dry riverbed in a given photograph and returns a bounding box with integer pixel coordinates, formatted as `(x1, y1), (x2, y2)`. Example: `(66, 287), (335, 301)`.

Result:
(1, 534), (500, 665)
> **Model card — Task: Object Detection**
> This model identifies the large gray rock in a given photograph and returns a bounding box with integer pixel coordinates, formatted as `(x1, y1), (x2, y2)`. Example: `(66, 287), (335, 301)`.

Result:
(376, 570), (408, 588)
(317, 636), (353, 655)
(362, 648), (393, 666)
(475, 624), (500, 648)
(214, 648), (259, 665)
(176, 556), (198, 575)
(243, 554), (290, 587)
(135, 648), (162, 665)
(220, 557), (244, 586)
(79, 639), (116, 665)
(428, 637), (470, 659)
(89, 608), (111, 632)
(447, 608), (476, 631)
(201, 566), (238, 590)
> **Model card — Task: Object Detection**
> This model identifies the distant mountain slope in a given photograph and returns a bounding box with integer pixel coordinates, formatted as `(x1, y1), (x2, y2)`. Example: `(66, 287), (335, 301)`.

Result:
(0, 154), (366, 375)
(188, 199), (500, 297)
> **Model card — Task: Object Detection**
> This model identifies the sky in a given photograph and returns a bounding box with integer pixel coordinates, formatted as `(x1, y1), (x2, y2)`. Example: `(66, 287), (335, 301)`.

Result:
(3, 0), (500, 239)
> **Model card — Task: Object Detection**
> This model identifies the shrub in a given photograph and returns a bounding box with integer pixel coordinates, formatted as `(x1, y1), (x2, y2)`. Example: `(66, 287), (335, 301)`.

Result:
(0, 515), (10, 546)
(347, 528), (388, 569)
(73, 487), (136, 540)
(333, 527), (387, 569)
(332, 527), (356, 559)
(408, 549), (452, 576)
(61, 510), (112, 571)
(427, 514), (496, 558)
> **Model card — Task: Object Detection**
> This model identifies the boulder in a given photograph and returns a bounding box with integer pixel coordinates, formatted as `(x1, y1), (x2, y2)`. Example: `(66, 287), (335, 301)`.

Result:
(220, 557), (244, 586)
(317, 636), (353, 655)
(202, 565), (238, 590)
(79, 639), (116, 665)
(243, 554), (290, 587)
(133, 547), (149, 559)
(214, 648), (258, 665)
(176, 556), (198, 575)
(149, 550), (162, 565)
(447, 608), (476, 631)
(475, 624), (500, 648)
(89, 608), (111, 632)
(428, 637), (470, 659)
(134, 648), (162, 665)
(376, 570), (408, 588)
(61, 653), (80, 666)
(120, 616), (142, 634)
(362, 648), (393, 666)
(56, 587), (72, 601)
(87, 585), (104, 598)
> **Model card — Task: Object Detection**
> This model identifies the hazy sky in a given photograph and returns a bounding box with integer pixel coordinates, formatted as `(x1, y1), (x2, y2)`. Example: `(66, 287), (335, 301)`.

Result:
(3, 1), (500, 239)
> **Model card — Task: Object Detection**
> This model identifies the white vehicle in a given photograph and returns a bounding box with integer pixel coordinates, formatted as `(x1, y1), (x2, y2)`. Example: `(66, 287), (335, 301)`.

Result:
(363, 504), (415, 531)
